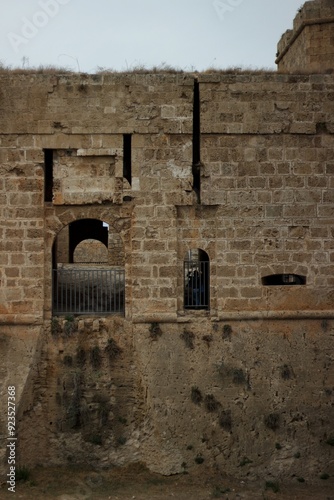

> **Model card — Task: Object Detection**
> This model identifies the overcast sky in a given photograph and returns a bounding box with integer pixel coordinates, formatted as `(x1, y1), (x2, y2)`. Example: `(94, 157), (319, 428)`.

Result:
(1, 0), (303, 73)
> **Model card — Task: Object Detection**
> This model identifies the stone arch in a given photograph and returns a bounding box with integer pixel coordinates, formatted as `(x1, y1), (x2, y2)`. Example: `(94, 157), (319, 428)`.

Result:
(71, 231), (125, 267)
(68, 219), (108, 263)
(51, 212), (128, 315)
(45, 205), (131, 318)
(49, 206), (129, 254)
(52, 215), (125, 268)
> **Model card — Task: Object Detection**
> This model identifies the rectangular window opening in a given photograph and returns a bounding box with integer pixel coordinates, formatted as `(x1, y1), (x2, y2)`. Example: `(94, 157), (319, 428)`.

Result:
(262, 274), (306, 286)
(44, 149), (53, 202)
(123, 134), (132, 186)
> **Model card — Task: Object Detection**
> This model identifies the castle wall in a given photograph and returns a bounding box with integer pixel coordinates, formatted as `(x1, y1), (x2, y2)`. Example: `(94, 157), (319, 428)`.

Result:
(0, 325), (42, 469)
(276, 0), (334, 73)
(0, 151), (44, 322)
(200, 72), (334, 318)
(199, 73), (334, 315)
(2, 72), (334, 323)
(0, 69), (334, 482)
(134, 318), (334, 478)
(13, 317), (333, 481)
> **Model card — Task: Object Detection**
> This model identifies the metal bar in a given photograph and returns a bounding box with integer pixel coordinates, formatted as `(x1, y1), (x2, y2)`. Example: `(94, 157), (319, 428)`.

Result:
(53, 268), (125, 315)
(184, 260), (209, 310)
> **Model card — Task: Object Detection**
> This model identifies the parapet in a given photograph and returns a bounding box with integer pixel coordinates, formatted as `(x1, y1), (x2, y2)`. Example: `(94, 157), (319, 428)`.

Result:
(276, 0), (334, 73)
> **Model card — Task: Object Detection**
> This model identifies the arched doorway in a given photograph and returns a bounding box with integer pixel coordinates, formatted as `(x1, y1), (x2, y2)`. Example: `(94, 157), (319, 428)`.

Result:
(52, 219), (125, 315)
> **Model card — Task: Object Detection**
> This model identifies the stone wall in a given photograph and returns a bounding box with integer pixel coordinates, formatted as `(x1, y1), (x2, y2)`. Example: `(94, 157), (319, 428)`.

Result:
(73, 240), (108, 263)
(1, 70), (333, 320)
(1, 2), (334, 482)
(0, 325), (42, 469)
(199, 73), (334, 316)
(16, 317), (142, 471)
(0, 151), (44, 322)
(133, 318), (334, 479)
(10, 317), (334, 483)
(276, 0), (334, 73)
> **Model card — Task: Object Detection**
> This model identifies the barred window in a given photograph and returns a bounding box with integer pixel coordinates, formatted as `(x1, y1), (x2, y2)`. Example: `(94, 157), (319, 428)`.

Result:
(184, 249), (210, 310)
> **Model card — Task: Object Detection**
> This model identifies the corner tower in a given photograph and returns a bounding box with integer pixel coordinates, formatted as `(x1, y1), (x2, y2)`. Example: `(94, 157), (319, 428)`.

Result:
(276, 0), (334, 73)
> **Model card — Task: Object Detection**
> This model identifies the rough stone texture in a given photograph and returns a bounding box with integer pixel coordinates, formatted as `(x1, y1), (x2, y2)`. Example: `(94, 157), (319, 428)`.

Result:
(1, 1), (334, 485)
(277, 0), (334, 73)
(16, 317), (143, 471)
(73, 239), (108, 263)
(53, 149), (121, 205)
(0, 326), (41, 468)
(134, 319), (334, 478)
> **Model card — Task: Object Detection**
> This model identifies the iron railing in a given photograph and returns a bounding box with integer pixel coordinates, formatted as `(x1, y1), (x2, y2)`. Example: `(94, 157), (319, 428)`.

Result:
(53, 268), (125, 315)
(184, 260), (209, 310)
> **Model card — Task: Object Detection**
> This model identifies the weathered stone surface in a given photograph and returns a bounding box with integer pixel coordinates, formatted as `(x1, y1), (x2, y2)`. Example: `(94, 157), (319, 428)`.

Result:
(277, 0), (334, 73)
(0, 1), (334, 484)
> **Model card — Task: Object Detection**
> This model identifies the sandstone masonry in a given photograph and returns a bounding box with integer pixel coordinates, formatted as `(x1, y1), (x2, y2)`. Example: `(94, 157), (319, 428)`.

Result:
(0, 0), (334, 485)
(276, 0), (334, 73)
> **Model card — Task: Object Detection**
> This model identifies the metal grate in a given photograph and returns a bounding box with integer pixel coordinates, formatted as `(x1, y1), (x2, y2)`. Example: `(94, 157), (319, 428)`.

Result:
(53, 268), (125, 315)
(184, 260), (209, 310)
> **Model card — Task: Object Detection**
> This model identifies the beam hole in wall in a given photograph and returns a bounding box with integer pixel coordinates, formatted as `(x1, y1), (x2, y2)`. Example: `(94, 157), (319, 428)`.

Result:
(44, 149), (54, 202)
(192, 78), (201, 202)
(123, 134), (132, 186)
(261, 274), (306, 286)
(184, 249), (210, 310)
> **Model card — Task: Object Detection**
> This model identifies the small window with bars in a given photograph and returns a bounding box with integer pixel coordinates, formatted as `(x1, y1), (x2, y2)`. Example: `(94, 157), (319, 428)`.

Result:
(184, 249), (210, 310)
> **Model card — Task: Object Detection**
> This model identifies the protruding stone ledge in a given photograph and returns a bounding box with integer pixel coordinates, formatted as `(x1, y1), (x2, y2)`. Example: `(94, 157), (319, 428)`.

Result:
(132, 313), (178, 324)
(217, 310), (334, 321)
(0, 315), (44, 325)
(276, 0), (334, 72)
(77, 148), (122, 157)
(276, 17), (334, 65)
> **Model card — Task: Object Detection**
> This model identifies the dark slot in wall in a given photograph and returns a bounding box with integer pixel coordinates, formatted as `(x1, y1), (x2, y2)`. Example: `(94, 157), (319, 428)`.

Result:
(44, 149), (53, 202)
(123, 134), (132, 185)
(262, 274), (306, 286)
(192, 78), (201, 202)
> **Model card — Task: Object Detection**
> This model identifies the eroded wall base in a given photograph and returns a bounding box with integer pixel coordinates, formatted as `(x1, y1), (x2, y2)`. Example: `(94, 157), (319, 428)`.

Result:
(0, 325), (42, 474)
(6, 317), (334, 483)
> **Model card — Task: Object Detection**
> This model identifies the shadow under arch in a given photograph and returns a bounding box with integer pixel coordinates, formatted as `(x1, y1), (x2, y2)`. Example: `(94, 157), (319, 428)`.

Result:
(68, 219), (108, 263)
(53, 218), (124, 267)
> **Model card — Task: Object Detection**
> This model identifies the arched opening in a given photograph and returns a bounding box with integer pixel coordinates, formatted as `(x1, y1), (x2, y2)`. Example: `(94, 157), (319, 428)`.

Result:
(52, 219), (125, 315)
(184, 249), (210, 310)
